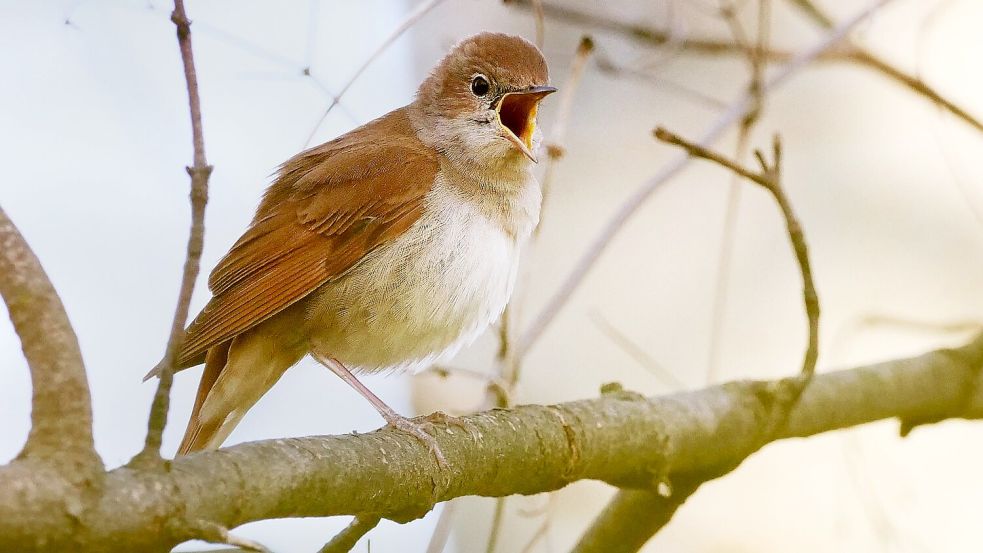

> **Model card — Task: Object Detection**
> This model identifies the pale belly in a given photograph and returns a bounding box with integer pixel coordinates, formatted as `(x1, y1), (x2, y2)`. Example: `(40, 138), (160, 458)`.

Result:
(305, 187), (526, 373)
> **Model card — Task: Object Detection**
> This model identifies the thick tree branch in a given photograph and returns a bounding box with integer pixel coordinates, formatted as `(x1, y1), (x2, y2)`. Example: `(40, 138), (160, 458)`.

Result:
(0, 333), (981, 552)
(137, 0), (212, 464)
(0, 206), (100, 467)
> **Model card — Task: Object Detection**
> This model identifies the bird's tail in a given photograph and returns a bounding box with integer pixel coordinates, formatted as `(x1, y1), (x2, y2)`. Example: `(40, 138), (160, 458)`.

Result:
(177, 342), (231, 455)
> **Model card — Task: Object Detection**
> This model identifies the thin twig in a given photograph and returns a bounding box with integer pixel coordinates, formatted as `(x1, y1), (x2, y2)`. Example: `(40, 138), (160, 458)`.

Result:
(653, 128), (819, 379)
(0, 207), (100, 466)
(318, 515), (381, 553)
(302, 0), (446, 147)
(589, 312), (684, 390)
(136, 0), (212, 464)
(595, 56), (729, 110)
(517, 0), (892, 359)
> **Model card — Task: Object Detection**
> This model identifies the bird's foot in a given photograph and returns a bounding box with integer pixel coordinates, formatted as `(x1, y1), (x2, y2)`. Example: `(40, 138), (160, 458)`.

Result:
(420, 411), (480, 442)
(384, 412), (449, 468)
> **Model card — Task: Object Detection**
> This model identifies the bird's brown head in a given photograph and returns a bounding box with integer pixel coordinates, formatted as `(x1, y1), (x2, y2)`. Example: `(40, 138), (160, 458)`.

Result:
(414, 33), (555, 169)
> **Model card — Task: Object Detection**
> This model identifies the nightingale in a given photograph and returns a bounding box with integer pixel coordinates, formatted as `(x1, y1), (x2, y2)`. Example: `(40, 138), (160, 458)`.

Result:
(146, 32), (554, 462)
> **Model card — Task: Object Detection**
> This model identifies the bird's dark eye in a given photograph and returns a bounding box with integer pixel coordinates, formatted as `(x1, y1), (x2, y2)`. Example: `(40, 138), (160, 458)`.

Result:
(470, 75), (490, 97)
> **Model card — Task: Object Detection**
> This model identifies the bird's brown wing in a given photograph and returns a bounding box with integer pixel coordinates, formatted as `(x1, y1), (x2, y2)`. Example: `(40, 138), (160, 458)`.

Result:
(175, 109), (438, 368)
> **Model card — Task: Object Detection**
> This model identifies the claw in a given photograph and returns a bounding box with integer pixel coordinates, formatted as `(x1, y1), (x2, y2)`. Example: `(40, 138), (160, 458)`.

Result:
(420, 411), (480, 443)
(385, 413), (449, 468)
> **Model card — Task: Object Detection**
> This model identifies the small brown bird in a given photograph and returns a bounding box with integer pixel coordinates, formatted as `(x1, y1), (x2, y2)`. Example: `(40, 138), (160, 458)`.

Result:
(148, 32), (554, 460)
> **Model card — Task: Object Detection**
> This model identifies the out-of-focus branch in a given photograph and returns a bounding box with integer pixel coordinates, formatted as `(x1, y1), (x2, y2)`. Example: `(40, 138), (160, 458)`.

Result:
(787, 0), (835, 28)
(303, 0), (447, 146)
(534, 35), (594, 238)
(136, 0), (212, 464)
(509, 0), (847, 61)
(517, 0), (890, 358)
(0, 207), (100, 467)
(1, 333), (981, 552)
(786, 0), (983, 134)
(513, 0), (983, 134)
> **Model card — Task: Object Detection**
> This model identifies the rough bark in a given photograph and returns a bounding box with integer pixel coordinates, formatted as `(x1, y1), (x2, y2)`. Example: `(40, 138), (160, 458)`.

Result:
(0, 206), (100, 467)
(0, 334), (980, 552)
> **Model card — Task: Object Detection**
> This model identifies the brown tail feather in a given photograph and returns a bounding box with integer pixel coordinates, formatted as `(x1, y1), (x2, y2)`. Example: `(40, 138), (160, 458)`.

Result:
(177, 342), (230, 455)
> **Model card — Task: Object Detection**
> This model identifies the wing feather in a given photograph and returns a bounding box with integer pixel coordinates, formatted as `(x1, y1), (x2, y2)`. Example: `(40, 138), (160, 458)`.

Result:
(176, 108), (437, 368)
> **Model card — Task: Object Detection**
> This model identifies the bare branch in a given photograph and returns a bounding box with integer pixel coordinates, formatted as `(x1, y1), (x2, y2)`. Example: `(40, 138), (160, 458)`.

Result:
(517, 0), (892, 358)
(136, 0), (212, 464)
(0, 207), (100, 466)
(1, 332), (981, 552)
(318, 515), (380, 553)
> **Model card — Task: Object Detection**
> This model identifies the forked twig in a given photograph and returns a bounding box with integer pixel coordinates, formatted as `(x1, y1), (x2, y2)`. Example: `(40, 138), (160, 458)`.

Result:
(653, 128), (819, 379)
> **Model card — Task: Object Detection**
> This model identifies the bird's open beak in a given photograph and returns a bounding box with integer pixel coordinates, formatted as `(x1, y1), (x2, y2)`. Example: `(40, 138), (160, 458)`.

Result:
(496, 85), (557, 162)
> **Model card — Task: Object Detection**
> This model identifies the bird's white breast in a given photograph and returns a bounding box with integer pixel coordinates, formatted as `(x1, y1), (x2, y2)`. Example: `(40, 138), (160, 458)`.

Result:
(307, 173), (540, 373)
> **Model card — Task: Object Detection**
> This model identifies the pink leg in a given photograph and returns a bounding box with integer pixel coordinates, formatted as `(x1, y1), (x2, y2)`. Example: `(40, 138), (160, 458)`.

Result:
(312, 353), (448, 467)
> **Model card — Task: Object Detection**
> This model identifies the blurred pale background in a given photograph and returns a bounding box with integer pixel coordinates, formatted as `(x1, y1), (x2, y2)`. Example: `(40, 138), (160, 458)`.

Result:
(2, 0), (983, 551)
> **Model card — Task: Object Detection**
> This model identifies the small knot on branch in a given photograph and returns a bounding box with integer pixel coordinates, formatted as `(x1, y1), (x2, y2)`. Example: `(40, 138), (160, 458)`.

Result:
(169, 9), (190, 37)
